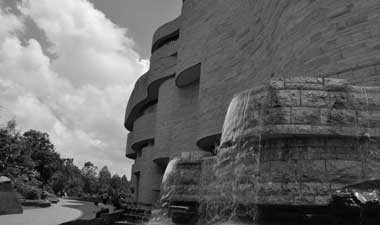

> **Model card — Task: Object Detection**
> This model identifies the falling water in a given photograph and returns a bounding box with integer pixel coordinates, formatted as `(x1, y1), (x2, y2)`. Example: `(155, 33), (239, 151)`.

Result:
(144, 77), (380, 225)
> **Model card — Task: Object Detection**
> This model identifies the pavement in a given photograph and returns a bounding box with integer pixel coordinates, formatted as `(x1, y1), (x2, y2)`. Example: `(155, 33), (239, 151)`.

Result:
(0, 199), (101, 225)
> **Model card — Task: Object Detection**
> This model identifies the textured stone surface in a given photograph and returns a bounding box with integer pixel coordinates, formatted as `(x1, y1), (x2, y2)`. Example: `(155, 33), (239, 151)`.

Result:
(130, 144), (164, 205)
(124, 0), (380, 208)
(215, 77), (380, 206)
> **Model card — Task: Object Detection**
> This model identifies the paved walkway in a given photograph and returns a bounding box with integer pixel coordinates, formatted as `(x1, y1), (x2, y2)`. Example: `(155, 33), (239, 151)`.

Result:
(0, 199), (99, 225)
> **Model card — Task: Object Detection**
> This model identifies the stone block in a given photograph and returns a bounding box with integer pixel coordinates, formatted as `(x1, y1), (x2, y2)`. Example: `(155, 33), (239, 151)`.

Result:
(259, 162), (271, 183)
(270, 78), (284, 89)
(303, 182), (330, 196)
(329, 91), (349, 109)
(291, 107), (321, 125)
(285, 82), (324, 90)
(271, 90), (300, 107)
(263, 107), (291, 124)
(257, 182), (282, 196)
(320, 108), (330, 124)
(301, 90), (329, 107)
(270, 161), (296, 182)
(257, 183), (296, 204)
(324, 78), (348, 90)
(326, 160), (362, 184)
(249, 90), (271, 108)
(348, 92), (371, 110)
(327, 109), (357, 126)
(286, 77), (323, 84)
(296, 160), (326, 183)
(314, 196), (330, 205)
(294, 195), (316, 205)
(304, 146), (325, 160)
(285, 77), (324, 89)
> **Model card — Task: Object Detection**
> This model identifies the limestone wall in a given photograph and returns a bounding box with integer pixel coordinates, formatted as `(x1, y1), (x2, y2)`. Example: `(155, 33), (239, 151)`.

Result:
(124, 0), (380, 207)
(178, 0), (380, 150)
(154, 78), (202, 160)
(131, 144), (163, 205)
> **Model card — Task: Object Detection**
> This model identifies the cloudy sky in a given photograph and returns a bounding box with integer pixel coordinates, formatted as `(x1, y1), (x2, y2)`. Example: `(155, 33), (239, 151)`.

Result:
(0, 0), (181, 178)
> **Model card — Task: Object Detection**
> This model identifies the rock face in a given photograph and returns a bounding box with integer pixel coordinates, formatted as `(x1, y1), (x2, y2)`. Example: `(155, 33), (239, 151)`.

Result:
(0, 176), (23, 215)
(159, 77), (380, 224)
(215, 77), (380, 207)
(160, 152), (204, 204)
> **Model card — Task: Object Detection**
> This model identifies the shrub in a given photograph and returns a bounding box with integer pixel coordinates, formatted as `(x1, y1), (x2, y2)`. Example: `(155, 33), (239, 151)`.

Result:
(25, 187), (40, 200)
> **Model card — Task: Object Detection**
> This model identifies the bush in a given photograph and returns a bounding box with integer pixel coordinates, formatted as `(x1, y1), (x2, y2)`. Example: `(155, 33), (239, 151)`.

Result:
(25, 187), (40, 200)
(14, 180), (41, 200)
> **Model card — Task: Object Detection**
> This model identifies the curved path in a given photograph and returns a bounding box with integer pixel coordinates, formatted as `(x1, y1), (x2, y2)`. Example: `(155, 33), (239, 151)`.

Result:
(0, 199), (99, 225)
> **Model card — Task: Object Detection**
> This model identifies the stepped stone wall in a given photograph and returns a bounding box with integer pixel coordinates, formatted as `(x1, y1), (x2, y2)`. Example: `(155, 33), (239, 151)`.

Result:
(216, 77), (380, 206)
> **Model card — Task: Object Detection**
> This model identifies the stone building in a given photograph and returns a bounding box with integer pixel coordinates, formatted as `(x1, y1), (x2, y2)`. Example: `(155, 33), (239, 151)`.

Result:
(124, 0), (380, 208)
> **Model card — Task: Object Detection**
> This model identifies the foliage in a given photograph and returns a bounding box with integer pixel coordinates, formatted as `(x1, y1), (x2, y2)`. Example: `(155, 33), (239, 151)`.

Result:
(0, 120), (131, 200)
(82, 161), (98, 194)
(98, 166), (111, 193)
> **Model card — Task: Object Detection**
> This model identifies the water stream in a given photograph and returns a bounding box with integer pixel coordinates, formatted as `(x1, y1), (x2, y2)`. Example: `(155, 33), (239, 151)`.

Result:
(145, 78), (380, 225)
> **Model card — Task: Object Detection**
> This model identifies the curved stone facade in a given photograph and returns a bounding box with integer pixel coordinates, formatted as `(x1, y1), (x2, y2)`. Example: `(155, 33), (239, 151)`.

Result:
(124, 0), (380, 207)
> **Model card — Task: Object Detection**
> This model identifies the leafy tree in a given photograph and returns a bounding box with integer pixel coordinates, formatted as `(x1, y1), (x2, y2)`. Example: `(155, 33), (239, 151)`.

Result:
(98, 166), (111, 192)
(0, 120), (21, 173)
(52, 158), (83, 195)
(81, 161), (98, 194)
(22, 130), (61, 184)
(110, 174), (122, 190)
(1, 120), (130, 200)
(120, 175), (131, 194)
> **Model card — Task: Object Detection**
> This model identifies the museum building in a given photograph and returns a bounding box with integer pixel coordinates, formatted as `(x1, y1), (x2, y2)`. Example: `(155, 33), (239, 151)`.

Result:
(124, 0), (380, 207)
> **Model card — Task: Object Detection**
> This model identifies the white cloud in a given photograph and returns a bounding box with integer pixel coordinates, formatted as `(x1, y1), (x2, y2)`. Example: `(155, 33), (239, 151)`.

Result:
(0, 0), (148, 177)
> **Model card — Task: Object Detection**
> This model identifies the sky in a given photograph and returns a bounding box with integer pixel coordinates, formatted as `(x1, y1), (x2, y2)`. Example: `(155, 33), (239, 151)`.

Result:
(0, 0), (181, 178)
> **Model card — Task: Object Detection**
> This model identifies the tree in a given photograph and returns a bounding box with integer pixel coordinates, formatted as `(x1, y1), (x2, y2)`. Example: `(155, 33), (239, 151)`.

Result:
(52, 158), (83, 195)
(98, 166), (111, 193)
(81, 161), (98, 194)
(0, 120), (20, 173)
(110, 174), (122, 190)
(120, 175), (130, 194)
(22, 130), (61, 184)
(0, 120), (127, 199)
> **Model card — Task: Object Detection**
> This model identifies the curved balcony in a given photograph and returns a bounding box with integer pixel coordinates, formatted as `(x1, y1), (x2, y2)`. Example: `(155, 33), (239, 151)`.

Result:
(175, 63), (201, 87)
(127, 112), (156, 153)
(126, 132), (137, 159)
(150, 40), (178, 65)
(151, 16), (181, 53)
(196, 133), (221, 152)
(153, 157), (170, 168)
(124, 55), (177, 131)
